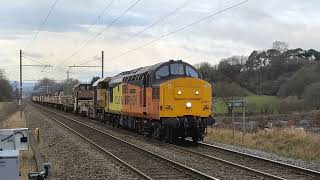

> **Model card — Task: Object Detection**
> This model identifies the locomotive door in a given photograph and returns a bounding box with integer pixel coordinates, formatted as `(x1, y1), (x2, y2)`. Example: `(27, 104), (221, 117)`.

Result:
(100, 91), (106, 107)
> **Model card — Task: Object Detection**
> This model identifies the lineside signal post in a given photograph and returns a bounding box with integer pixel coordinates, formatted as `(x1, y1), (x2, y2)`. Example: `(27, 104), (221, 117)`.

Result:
(226, 100), (247, 143)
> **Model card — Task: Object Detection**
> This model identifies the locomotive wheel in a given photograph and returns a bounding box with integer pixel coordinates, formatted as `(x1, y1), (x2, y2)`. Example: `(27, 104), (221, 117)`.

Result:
(191, 127), (201, 144)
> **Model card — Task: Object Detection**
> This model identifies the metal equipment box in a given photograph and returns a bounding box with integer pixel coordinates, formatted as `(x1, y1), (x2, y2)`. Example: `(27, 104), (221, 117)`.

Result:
(0, 150), (19, 180)
(0, 128), (29, 151)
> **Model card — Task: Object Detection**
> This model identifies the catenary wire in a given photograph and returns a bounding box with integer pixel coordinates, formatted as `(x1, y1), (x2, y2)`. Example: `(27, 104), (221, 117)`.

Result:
(25, 0), (59, 49)
(125, 0), (193, 42)
(85, 0), (116, 33)
(108, 0), (249, 61)
(54, 0), (142, 69)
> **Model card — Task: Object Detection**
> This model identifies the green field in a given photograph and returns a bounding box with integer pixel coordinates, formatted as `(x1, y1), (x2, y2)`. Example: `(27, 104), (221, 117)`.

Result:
(213, 95), (281, 115)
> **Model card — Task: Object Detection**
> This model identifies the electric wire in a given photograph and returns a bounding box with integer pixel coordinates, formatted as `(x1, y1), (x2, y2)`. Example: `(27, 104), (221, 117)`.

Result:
(22, 56), (45, 65)
(25, 0), (59, 49)
(55, 0), (142, 68)
(126, 0), (193, 42)
(79, 57), (101, 65)
(85, 0), (116, 33)
(109, 0), (249, 61)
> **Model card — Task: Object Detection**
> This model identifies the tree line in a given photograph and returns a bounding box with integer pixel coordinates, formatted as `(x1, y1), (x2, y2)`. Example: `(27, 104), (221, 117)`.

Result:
(34, 78), (80, 95)
(0, 69), (15, 101)
(196, 41), (320, 110)
(33, 76), (101, 96)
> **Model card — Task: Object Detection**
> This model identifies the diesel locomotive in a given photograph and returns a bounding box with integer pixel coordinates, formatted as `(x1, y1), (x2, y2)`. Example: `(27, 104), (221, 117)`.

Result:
(32, 60), (214, 143)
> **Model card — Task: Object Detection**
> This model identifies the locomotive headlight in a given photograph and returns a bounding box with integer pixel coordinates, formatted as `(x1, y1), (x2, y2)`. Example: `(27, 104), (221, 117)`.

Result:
(177, 90), (182, 95)
(195, 90), (199, 95)
(186, 102), (192, 108)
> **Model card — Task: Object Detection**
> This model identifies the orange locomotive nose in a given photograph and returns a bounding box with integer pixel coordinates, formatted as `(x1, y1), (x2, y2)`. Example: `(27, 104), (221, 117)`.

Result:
(159, 77), (212, 118)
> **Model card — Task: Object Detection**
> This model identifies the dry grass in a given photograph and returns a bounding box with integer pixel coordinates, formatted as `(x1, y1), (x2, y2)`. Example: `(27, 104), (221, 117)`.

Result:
(1, 108), (37, 180)
(1, 110), (25, 128)
(205, 127), (320, 161)
(0, 102), (18, 125)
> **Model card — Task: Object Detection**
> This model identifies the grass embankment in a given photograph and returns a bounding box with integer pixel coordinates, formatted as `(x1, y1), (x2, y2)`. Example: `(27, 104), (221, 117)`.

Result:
(0, 102), (18, 121)
(0, 102), (37, 180)
(214, 95), (281, 115)
(205, 127), (320, 161)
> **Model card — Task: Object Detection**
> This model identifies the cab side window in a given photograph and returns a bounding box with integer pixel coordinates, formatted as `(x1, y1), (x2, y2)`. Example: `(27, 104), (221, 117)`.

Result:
(155, 65), (169, 79)
(186, 65), (199, 78)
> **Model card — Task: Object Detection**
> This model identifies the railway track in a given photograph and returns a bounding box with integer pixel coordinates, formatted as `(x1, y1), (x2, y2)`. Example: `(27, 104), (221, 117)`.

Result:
(178, 142), (320, 180)
(31, 103), (218, 180)
(31, 103), (320, 180)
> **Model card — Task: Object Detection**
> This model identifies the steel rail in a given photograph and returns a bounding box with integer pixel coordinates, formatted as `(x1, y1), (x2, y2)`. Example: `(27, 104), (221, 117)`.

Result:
(199, 142), (320, 179)
(35, 106), (152, 180)
(168, 144), (285, 180)
(32, 103), (218, 180)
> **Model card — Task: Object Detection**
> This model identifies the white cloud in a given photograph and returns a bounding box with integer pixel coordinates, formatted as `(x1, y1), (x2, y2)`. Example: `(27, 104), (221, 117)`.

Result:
(0, 0), (320, 82)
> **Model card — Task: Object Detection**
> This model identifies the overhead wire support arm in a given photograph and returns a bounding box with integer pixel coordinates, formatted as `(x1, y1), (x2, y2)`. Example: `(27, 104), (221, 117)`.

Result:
(22, 65), (53, 67)
(68, 65), (100, 68)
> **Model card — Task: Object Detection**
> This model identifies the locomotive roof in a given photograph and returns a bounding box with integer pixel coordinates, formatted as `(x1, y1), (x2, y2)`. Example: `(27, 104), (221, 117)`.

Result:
(116, 62), (164, 77)
(109, 61), (166, 85)
(92, 77), (112, 87)
(73, 83), (91, 88)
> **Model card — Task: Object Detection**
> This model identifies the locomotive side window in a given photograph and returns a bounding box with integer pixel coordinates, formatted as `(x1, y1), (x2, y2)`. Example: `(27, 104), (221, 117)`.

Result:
(186, 65), (199, 78)
(109, 87), (113, 102)
(155, 65), (169, 79)
(170, 63), (184, 75)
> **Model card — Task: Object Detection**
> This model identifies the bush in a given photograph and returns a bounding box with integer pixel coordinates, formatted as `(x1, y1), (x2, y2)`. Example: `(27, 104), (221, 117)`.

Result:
(304, 82), (320, 110)
(212, 81), (250, 97)
(278, 63), (320, 97)
(245, 96), (280, 115)
(277, 96), (307, 114)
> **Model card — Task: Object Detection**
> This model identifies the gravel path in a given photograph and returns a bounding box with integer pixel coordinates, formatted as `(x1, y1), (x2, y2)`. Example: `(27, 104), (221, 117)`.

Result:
(25, 104), (139, 179)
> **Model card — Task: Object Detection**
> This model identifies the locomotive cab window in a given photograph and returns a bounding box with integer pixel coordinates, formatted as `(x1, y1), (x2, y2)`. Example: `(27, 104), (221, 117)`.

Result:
(170, 63), (184, 75)
(109, 88), (113, 102)
(186, 65), (199, 78)
(155, 65), (169, 79)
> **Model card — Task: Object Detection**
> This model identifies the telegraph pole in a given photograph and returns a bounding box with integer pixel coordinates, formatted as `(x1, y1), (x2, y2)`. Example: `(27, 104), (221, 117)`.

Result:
(19, 50), (22, 103)
(101, 50), (104, 78)
(19, 49), (22, 117)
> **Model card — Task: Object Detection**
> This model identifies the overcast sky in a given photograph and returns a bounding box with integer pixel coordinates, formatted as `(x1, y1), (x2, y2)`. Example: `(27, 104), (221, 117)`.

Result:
(0, 0), (319, 82)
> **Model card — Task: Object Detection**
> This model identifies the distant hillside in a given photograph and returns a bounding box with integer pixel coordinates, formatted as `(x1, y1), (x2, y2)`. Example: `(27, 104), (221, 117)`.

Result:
(197, 45), (320, 97)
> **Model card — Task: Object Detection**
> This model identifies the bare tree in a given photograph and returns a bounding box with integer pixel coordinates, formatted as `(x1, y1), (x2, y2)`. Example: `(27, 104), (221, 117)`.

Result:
(0, 69), (13, 101)
(272, 41), (289, 52)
